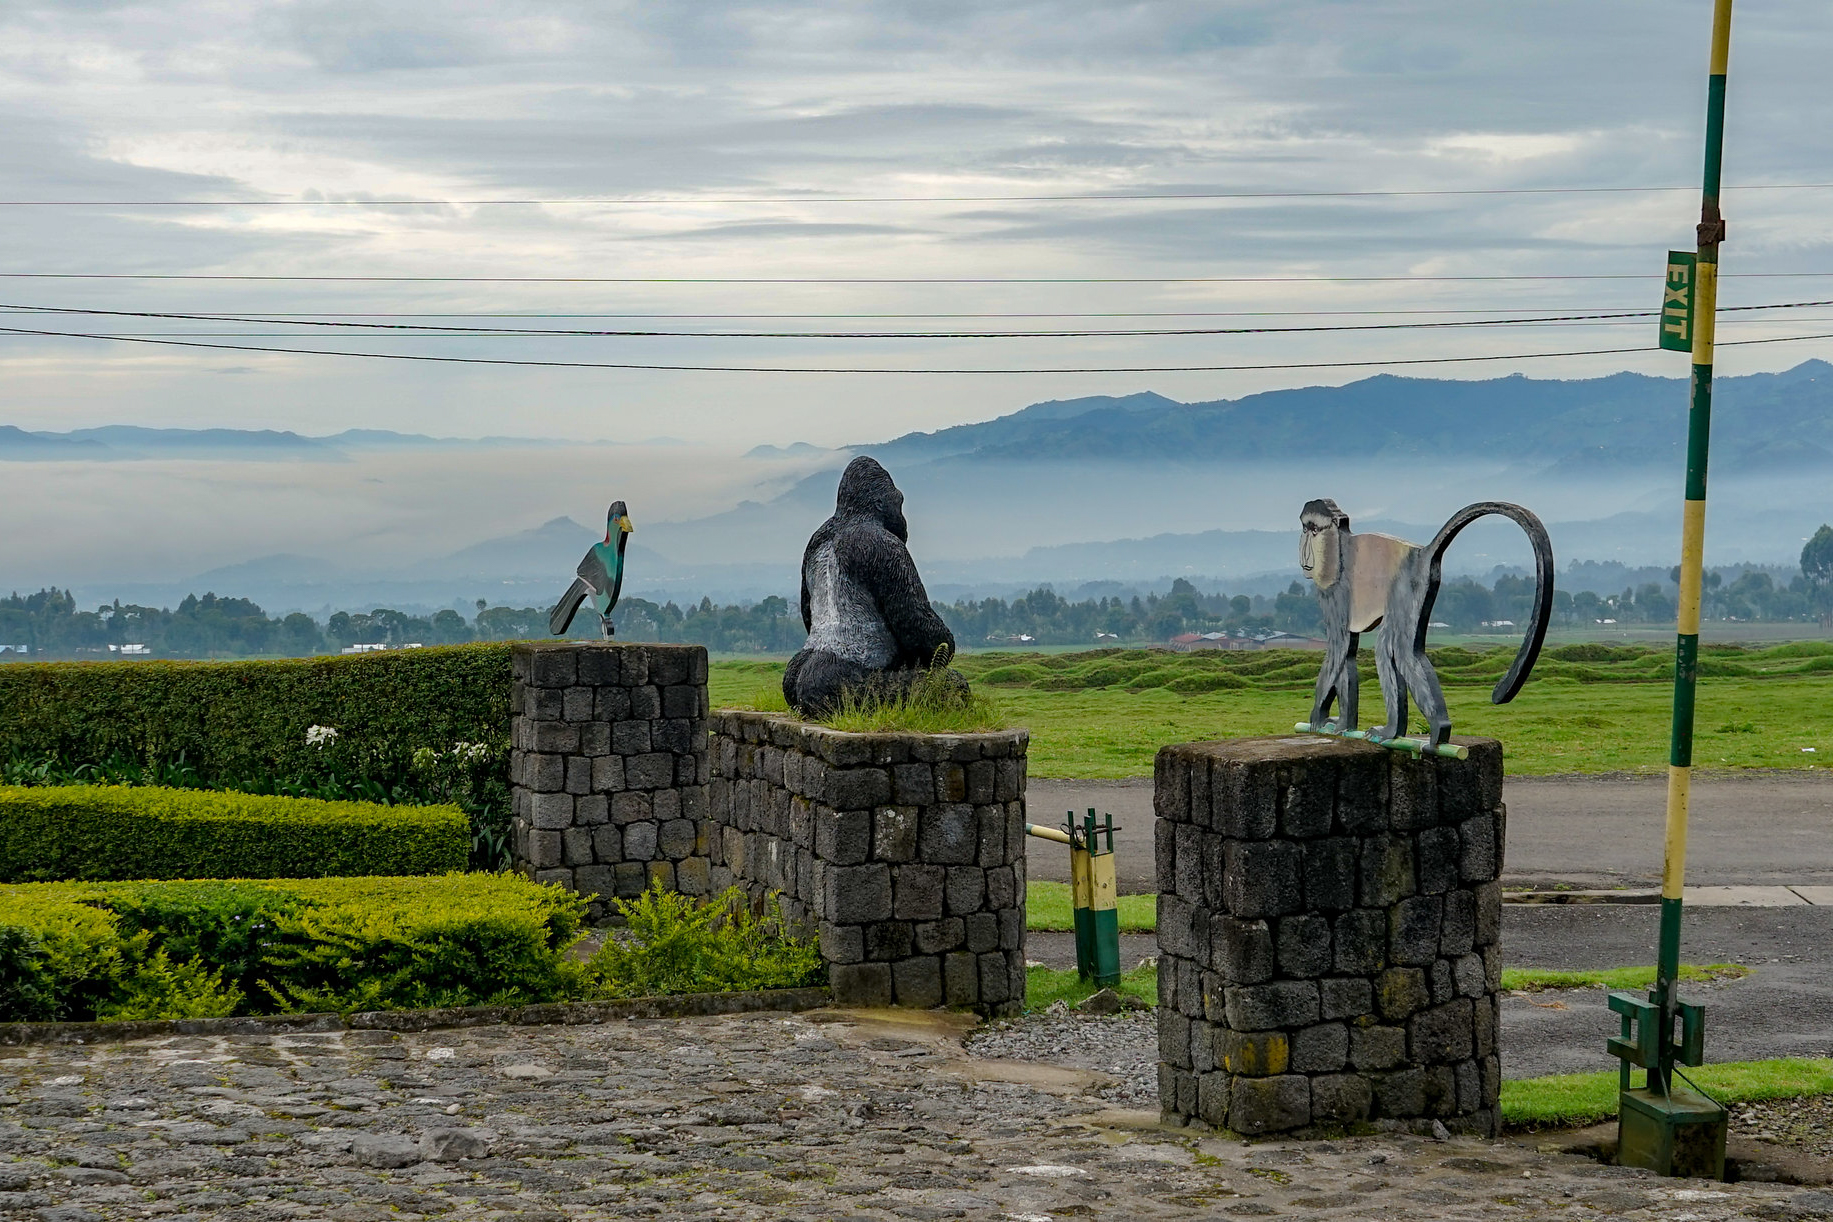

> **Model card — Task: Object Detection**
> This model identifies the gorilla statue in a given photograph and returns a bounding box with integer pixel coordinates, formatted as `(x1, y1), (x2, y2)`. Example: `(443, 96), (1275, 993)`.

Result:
(782, 456), (963, 717)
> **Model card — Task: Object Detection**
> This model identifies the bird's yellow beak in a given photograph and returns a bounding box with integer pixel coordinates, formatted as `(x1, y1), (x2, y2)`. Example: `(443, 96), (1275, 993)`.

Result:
(617, 515), (634, 534)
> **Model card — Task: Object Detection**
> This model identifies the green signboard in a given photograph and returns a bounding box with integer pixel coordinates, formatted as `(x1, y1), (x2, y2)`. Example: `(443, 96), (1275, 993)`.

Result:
(1660, 251), (1698, 352)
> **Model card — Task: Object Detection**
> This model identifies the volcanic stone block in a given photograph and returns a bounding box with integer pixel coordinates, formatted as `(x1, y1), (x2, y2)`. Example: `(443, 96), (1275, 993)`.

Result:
(1230, 1075), (1312, 1134)
(709, 711), (1029, 1017)
(1154, 734), (1505, 1136)
(510, 643), (711, 918)
(1276, 914), (1332, 979)
(1303, 837), (1359, 912)
(1223, 840), (1304, 918)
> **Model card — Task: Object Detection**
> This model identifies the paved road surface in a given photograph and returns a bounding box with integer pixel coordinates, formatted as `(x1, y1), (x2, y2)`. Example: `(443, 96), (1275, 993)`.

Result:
(1027, 905), (1833, 1080)
(1027, 772), (1833, 893)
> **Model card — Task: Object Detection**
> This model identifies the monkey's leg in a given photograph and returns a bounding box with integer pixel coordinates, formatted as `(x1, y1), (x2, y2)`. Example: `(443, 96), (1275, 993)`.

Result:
(1340, 635), (1359, 731)
(1374, 632), (1409, 741)
(1308, 655), (1341, 727)
(1310, 633), (1359, 730)
(1407, 648), (1453, 747)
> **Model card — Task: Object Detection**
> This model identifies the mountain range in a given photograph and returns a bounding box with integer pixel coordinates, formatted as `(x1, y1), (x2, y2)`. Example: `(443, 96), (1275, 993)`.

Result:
(24, 360), (1833, 613)
(0, 426), (686, 461)
(866, 362), (1833, 470)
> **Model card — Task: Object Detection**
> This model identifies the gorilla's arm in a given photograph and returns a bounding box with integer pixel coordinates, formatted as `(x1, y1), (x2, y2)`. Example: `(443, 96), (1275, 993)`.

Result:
(842, 527), (954, 669)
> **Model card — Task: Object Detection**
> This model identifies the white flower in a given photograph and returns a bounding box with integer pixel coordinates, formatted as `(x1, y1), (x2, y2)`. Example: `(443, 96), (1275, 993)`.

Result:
(305, 725), (339, 748)
(452, 741), (489, 763)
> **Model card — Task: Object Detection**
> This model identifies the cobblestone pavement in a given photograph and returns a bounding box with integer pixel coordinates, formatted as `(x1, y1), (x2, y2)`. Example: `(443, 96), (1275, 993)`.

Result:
(4, 1009), (1829, 1222)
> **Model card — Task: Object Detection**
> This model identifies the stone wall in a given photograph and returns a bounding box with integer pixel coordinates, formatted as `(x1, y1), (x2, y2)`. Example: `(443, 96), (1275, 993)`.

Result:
(710, 711), (1029, 1016)
(1154, 734), (1504, 1137)
(509, 642), (711, 918)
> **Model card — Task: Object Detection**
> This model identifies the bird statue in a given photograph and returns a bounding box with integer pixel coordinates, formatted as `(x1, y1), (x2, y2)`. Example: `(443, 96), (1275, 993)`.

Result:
(548, 501), (633, 638)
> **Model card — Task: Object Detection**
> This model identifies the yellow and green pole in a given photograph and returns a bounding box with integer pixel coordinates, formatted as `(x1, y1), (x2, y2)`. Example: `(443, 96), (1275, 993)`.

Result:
(1611, 0), (1733, 1179)
(1083, 809), (1121, 987)
(1663, 0), (1732, 1005)
(1024, 812), (1121, 987)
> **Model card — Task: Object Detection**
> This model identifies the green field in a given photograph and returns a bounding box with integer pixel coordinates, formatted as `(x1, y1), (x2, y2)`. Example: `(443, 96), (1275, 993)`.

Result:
(712, 644), (1833, 778)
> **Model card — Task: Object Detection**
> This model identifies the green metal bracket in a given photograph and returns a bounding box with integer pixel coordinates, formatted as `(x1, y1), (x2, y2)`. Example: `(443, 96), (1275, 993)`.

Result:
(1608, 987), (1726, 1178)
(1678, 1000), (1707, 1067)
(1607, 991), (1660, 1069)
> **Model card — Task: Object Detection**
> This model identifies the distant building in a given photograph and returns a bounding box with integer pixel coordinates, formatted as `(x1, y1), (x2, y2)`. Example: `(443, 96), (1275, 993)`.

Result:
(1167, 630), (1324, 652)
(1094, 631), (1120, 642)
(107, 643), (151, 656)
(1480, 620), (1516, 629)
(985, 634), (1036, 645)
(0, 645), (26, 655)
(341, 643), (390, 654)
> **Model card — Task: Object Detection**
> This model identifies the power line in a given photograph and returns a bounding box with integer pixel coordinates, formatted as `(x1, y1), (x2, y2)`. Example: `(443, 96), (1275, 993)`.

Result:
(4, 182), (1833, 206)
(1, 320), (1828, 374)
(55, 322), (1833, 338)
(0, 306), (1676, 319)
(7, 272), (1833, 284)
(6, 298), (1827, 339)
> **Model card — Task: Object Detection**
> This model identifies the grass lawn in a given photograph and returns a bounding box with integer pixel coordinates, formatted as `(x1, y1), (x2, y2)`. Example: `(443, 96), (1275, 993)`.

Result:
(1024, 962), (1157, 1010)
(1502, 1058), (1833, 1129)
(710, 654), (1833, 778)
(1500, 964), (1750, 992)
(1025, 881), (1156, 932)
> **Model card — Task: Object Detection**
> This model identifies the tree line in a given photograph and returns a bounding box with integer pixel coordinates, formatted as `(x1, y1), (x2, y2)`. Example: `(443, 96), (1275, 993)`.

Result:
(7, 528), (1833, 660)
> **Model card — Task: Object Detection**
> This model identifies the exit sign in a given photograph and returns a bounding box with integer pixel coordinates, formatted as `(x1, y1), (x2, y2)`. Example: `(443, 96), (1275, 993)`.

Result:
(1660, 251), (1697, 352)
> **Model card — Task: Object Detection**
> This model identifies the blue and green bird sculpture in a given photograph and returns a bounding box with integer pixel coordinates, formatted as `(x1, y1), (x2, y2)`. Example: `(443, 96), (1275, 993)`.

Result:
(548, 501), (633, 638)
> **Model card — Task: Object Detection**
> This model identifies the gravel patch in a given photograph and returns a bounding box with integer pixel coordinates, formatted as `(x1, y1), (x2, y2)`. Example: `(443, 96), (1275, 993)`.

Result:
(965, 1002), (1160, 1107)
(1734, 1095), (1833, 1160)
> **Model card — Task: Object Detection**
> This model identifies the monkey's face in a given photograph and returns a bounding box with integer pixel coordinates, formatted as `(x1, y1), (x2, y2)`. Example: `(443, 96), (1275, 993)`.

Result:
(1299, 501), (1345, 589)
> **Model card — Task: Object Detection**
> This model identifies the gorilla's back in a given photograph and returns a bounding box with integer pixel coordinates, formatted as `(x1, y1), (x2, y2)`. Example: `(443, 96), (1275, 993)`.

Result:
(802, 533), (898, 668)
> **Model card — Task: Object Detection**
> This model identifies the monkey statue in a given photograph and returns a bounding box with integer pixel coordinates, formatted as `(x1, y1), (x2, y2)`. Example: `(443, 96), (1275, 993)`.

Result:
(783, 456), (965, 717)
(1299, 498), (1553, 748)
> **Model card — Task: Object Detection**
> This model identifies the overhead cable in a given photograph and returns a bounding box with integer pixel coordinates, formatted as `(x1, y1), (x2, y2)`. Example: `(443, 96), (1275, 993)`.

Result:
(2, 321), (1830, 375)
(5, 182), (1833, 206)
(7, 272), (1833, 284)
(4, 299), (1827, 339)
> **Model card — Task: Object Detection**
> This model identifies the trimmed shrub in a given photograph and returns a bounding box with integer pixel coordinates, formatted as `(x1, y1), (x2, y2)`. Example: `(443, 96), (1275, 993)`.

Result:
(0, 644), (511, 785)
(0, 785), (467, 882)
(0, 874), (587, 1020)
(0, 874), (823, 1022)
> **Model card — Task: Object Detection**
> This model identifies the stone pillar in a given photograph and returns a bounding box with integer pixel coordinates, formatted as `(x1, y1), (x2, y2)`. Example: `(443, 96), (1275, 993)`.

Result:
(510, 642), (711, 919)
(710, 711), (1028, 1017)
(1154, 734), (1503, 1137)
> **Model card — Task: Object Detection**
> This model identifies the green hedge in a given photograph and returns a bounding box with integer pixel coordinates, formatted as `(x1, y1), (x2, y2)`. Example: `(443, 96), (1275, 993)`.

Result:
(0, 785), (468, 882)
(0, 643), (512, 784)
(0, 873), (586, 1021)
(0, 876), (824, 1022)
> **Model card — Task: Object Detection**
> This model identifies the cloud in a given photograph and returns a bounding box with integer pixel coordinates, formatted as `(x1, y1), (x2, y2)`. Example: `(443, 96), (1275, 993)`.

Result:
(3, 0), (1833, 591)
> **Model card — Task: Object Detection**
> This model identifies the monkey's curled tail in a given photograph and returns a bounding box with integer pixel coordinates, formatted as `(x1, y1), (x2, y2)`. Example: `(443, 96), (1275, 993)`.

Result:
(1420, 501), (1555, 705)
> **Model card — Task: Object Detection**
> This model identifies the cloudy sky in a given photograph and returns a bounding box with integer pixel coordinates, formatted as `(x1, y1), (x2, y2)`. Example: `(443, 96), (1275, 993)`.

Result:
(5, 0), (1833, 449)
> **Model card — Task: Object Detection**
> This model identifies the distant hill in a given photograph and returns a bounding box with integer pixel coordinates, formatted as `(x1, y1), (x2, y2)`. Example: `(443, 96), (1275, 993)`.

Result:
(868, 361), (1833, 470)
(0, 426), (623, 461)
